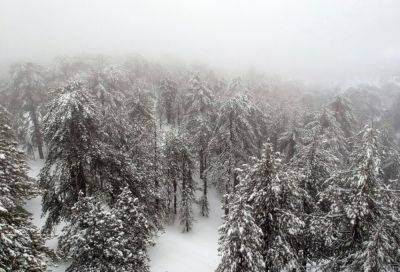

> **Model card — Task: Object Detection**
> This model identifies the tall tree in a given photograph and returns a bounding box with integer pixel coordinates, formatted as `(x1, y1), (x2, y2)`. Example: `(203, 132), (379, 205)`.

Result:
(39, 82), (104, 233)
(8, 62), (48, 159)
(180, 167), (194, 232)
(216, 195), (265, 272)
(238, 143), (304, 271)
(208, 80), (264, 213)
(164, 130), (194, 229)
(157, 78), (179, 125)
(319, 125), (400, 271)
(59, 188), (154, 272)
(0, 105), (47, 271)
(39, 82), (158, 234)
(183, 75), (216, 216)
(328, 96), (358, 138)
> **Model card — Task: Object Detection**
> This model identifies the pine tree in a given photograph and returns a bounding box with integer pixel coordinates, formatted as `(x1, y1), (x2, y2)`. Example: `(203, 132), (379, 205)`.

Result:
(208, 81), (264, 211)
(239, 143), (304, 271)
(278, 118), (304, 162)
(344, 85), (382, 124)
(216, 195), (265, 272)
(328, 96), (358, 138)
(319, 125), (400, 271)
(39, 81), (157, 234)
(180, 170), (194, 232)
(183, 75), (216, 217)
(39, 82), (104, 233)
(164, 130), (194, 230)
(164, 131), (182, 219)
(125, 87), (164, 223)
(59, 188), (153, 272)
(0, 105), (47, 272)
(157, 78), (179, 125)
(291, 128), (341, 270)
(8, 62), (47, 159)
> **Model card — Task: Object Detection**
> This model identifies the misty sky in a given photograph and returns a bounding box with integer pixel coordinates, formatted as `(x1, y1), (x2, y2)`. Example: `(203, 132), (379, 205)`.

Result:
(1, 0), (400, 83)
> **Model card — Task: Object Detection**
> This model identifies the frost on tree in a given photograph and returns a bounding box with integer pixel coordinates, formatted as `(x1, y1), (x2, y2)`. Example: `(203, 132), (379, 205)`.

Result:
(59, 188), (154, 272)
(157, 78), (179, 125)
(7, 62), (47, 159)
(216, 195), (265, 272)
(328, 96), (358, 138)
(39, 81), (158, 234)
(39, 82), (105, 233)
(318, 125), (400, 271)
(164, 130), (195, 231)
(208, 79), (264, 212)
(183, 75), (216, 217)
(237, 143), (304, 271)
(0, 105), (47, 272)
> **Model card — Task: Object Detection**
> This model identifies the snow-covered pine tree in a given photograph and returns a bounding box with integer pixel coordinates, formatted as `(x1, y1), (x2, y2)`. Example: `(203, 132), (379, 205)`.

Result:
(278, 117), (304, 162)
(317, 108), (352, 162)
(59, 188), (154, 272)
(328, 95), (358, 138)
(164, 131), (181, 220)
(239, 143), (304, 271)
(319, 125), (400, 271)
(180, 167), (194, 232)
(385, 93), (400, 144)
(7, 62), (48, 159)
(0, 105), (47, 272)
(344, 85), (382, 124)
(40, 81), (158, 234)
(216, 194), (265, 272)
(183, 75), (216, 217)
(290, 129), (341, 269)
(39, 81), (104, 233)
(267, 102), (290, 152)
(208, 80), (263, 212)
(164, 130), (195, 230)
(380, 129), (400, 184)
(125, 87), (165, 221)
(157, 78), (179, 125)
(287, 104), (357, 269)
(293, 107), (352, 203)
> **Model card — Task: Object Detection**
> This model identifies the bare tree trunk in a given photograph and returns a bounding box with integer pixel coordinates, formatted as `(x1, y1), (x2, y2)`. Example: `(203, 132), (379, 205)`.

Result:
(173, 178), (177, 215)
(199, 146), (210, 217)
(200, 148), (207, 195)
(30, 104), (44, 159)
(154, 121), (160, 209)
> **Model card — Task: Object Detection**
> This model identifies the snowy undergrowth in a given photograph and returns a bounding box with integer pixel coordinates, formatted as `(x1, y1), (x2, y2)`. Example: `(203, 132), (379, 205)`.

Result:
(25, 159), (223, 272)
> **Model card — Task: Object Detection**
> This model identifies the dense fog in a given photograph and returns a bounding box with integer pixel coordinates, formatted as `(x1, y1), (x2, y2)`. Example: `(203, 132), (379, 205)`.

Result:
(1, 0), (400, 83)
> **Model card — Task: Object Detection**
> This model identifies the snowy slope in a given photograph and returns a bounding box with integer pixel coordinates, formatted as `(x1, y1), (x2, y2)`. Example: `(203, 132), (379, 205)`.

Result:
(25, 159), (223, 272)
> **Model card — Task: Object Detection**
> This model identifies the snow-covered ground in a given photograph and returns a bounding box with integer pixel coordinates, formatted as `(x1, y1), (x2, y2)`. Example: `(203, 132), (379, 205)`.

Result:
(149, 188), (223, 272)
(25, 159), (223, 272)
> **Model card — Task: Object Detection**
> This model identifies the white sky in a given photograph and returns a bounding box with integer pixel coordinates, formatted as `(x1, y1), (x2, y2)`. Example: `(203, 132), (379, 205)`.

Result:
(1, 0), (399, 83)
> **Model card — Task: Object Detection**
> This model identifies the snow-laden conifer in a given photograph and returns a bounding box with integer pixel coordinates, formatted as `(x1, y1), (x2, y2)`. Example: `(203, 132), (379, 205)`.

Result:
(216, 195), (265, 272)
(0, 105), (47, 272)
(319, 125), (400, 271)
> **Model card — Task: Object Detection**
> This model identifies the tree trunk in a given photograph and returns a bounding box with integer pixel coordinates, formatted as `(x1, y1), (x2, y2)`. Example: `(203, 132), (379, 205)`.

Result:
(154, 122), (160, 209)
(30, 106), (44, 159)
(199, 148), (207, 196)
(173, 178), (177, 215)
(302, 247), (308, 272)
